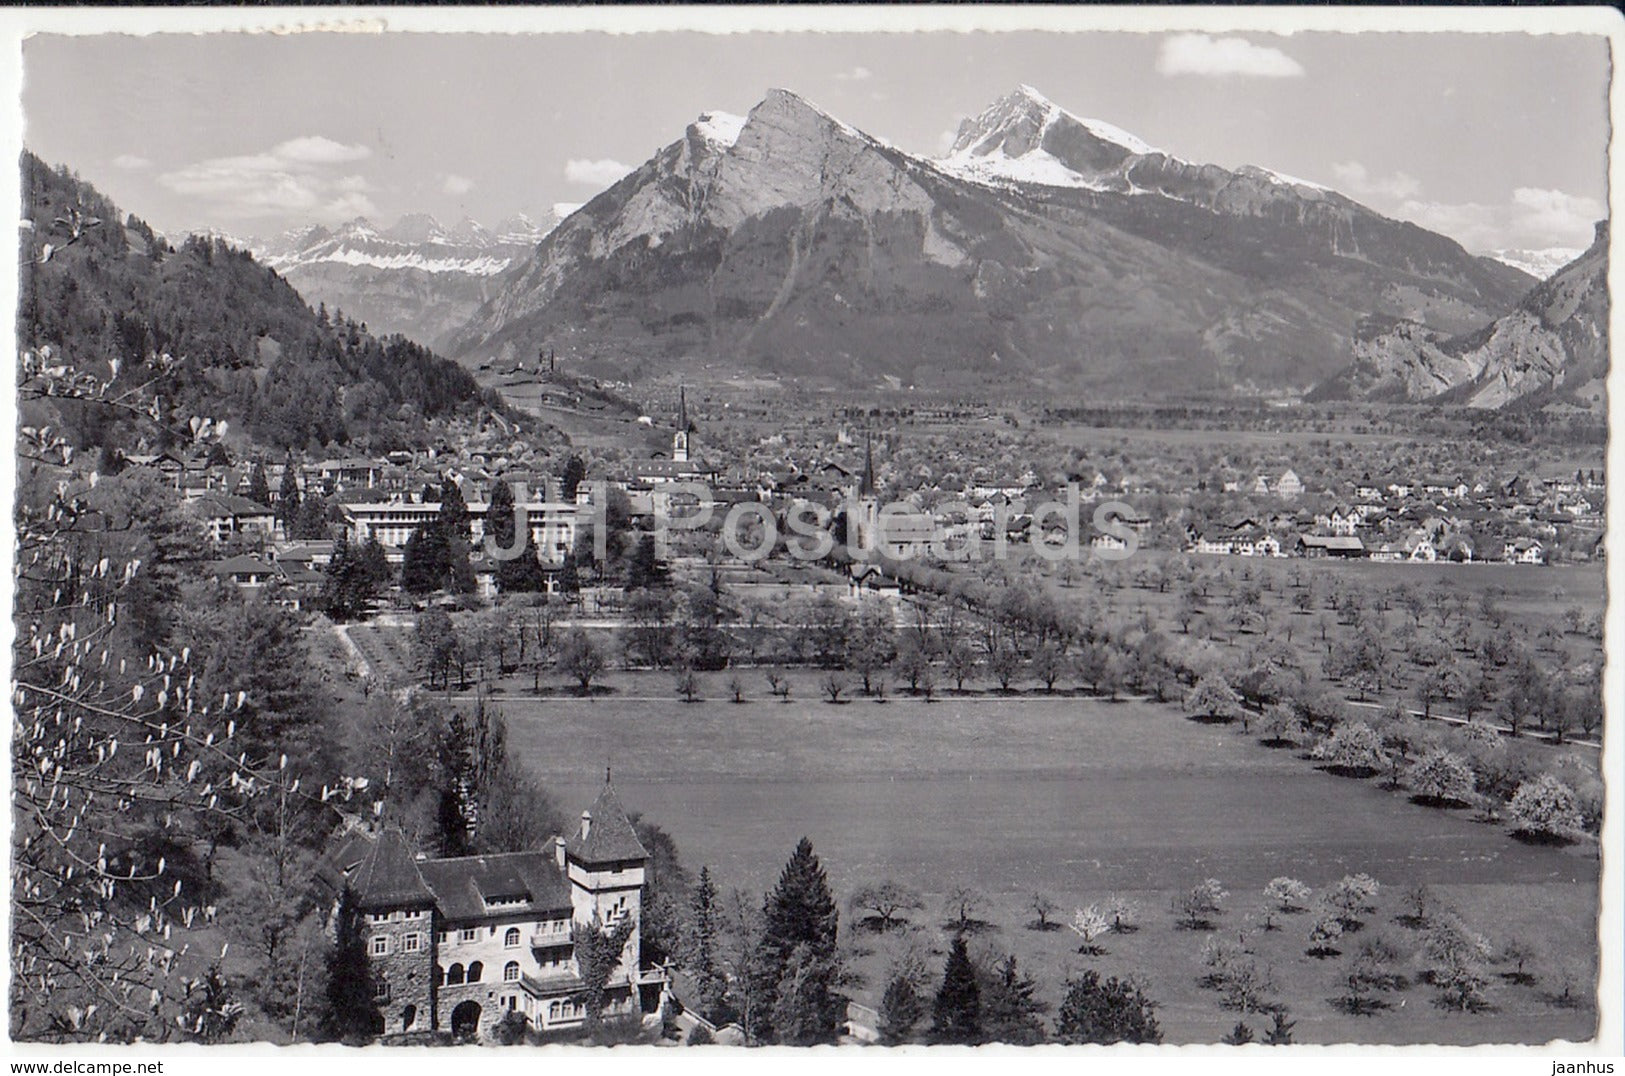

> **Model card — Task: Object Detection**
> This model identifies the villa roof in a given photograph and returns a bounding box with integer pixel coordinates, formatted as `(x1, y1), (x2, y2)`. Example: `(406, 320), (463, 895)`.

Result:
(192, 493), (274, 518)
(416, 848), (572, 921)
(349, 827), (435, 910)
(211, 554), (274, 576)
(566, 780), (648, 865)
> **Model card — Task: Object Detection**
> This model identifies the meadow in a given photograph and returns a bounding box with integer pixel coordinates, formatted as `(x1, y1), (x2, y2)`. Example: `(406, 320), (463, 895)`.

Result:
(491, 683), (1598, 1044)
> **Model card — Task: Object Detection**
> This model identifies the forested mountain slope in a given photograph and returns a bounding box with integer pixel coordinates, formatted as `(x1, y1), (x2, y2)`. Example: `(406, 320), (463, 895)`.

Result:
(20, 152), (500, 454)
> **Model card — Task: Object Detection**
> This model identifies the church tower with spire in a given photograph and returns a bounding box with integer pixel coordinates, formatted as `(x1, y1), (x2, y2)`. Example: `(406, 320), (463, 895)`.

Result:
(853, 432), (880, 552)
(672, 387), (690, 463)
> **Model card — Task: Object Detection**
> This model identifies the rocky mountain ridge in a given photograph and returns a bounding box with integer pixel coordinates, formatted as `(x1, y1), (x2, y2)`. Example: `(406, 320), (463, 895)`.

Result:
(1313, 222), (1608, 409)
(445, 85), (1537, 396)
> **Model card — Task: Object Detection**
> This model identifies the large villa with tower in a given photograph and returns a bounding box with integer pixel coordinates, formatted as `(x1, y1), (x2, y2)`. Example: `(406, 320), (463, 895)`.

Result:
(316, 778), (669, 1042)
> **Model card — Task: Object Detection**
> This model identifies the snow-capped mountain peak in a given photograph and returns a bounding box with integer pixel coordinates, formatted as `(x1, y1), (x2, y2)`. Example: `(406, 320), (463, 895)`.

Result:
(446, 215), (493, 246)
(335, 217), (380, 242)
(693, 110), (747, 149)
(937, 85), (1167, 191)
(251, 209), (558, 280)
(244, 207), (572, 350)
(384, 212), (448, 245)
(1485, 246), (1585, 280)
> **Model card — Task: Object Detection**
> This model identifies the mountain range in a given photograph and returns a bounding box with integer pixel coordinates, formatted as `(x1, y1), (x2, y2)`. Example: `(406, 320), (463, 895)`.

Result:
(441, 85), (1544, 397)
(175, 209), (571, 352)
(1484, 246), (1587, 280)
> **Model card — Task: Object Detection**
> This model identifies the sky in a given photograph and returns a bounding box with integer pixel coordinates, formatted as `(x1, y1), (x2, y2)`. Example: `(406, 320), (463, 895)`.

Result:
(20, 27), (1612, 253)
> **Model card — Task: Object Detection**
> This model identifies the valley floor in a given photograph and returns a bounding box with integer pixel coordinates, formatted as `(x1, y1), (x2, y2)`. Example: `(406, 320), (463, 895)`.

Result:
(479, 679), (1598, 1045)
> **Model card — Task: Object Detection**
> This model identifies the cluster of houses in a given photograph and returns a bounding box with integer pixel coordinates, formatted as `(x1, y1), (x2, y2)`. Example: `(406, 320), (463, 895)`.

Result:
(115, 444), (591, 606)
(1183, 471), (1605, 565)
(122, 391), (1605, 610)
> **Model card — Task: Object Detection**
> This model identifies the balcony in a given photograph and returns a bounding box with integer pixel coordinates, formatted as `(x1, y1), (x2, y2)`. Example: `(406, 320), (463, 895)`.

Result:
(531, 923), (573, 948)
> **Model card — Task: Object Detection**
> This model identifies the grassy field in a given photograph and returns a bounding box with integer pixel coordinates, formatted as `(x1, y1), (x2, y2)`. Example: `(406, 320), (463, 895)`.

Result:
(487, 684), (1597, 1044)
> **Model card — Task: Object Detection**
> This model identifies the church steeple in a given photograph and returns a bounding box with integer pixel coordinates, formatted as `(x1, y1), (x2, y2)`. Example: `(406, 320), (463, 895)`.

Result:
(859, 432), (876, 499)
(672, 387), (690, 463)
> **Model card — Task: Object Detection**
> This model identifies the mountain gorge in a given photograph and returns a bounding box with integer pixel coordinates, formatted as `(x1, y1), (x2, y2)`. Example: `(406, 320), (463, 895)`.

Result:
(445, 86), (1539, 396)
(243, 211), (560, 351)
(1313, 222), (1608, 409)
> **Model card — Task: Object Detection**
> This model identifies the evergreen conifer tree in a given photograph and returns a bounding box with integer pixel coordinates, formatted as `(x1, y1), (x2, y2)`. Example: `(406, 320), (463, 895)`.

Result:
(562, 454), (587, 500)
(360, 533), (392, 594)
(487, 477), (516, 550)
(487, 478), (548, 592)
(685, 867), (728, 1021)
(402, 520), (449, 594)
(625, 531), (667, 591)
(247, 461), (271, 507)
(293, 493), (329, 541)
(435, 711), (477, 856)
(320, 531), (356, 620)
(557, 552), (581, 596)
(320, 887), (380, 1045)
(771, 943), (840, 1046)
(277, 461), (302, 533)
(979, 954), (1045, 1044)
(1055, 970), (1162, 1045)
(762, 837), (839, 964)
(879, 975), (925, 1044)
(437, 478), (471, 543)
(758, 838), (841, 1043)
(930, 936), (982, 1044)
(446, 533), (478, 595)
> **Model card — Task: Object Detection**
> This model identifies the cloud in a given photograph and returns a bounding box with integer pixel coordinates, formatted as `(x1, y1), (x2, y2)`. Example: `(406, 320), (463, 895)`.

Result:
(323, 191), (379, 220)
(834, 65), (872, 82)
(1156, 33), (1305, 78)
(112, 154), (151, 171)
(564, 158), (633, 187)
(1392, 188), (1603, 252)
(157, 135), (376, 221)
(1510, 187), (1603, 243)
(442, 173), (475, 195)
(271, 135), (371, 165)
(1332, 161), (1421, 201)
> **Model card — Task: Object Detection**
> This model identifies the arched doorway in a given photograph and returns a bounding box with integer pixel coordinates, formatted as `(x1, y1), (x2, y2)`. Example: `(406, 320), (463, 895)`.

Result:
(450, 1000), (482, 1041)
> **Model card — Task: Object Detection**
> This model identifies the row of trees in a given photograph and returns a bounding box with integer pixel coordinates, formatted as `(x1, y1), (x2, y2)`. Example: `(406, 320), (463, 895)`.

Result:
(1184, 672), (1602, 843)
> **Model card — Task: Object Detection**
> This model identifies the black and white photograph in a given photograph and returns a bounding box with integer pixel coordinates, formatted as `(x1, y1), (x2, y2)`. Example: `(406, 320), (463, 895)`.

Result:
(5, 5), (1620, 1059)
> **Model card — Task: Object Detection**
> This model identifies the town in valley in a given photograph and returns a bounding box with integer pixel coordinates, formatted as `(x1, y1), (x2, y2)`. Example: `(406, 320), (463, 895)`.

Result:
(11, 21), (1612, 1052)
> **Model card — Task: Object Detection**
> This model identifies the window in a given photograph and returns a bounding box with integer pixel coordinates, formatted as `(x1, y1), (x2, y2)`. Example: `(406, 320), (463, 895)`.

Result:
(373, 977), (390, 1002)
(401, 1005), (416, 1031)
(504, 928), (520, 948)
(467, 961), (484, 984)
(434, 965), (445, 988)
(403, 933), (421, 954)
(371, 935), (389, 957)
(436, 931), (449, 946)
(460, 928), (478, 943)
(503, 961), (520, 982)
(447, 963), (465, 986)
